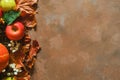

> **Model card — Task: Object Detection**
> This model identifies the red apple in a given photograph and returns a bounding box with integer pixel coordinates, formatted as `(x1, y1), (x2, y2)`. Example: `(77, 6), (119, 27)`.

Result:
(0, 43), (9, 72)
(5, 22), (25, 40)
(0, 8), (3, 17)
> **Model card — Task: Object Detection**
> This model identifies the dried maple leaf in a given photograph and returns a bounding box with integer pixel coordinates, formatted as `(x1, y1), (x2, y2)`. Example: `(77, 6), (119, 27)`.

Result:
(27, 40), (40, 61)
(18, 14), (37, 28)
(22, 34), (31, 53)
(26, 58), (36, 69)
(24, 15), (37, 28)
(10, 50), (26, 68)
(25, 40), (40, 69)
(15, 0), (38, 14)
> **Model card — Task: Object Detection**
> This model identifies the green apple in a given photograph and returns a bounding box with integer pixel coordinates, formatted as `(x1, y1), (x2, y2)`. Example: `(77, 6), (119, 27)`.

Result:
(0, 0), (16, 11)
(5, 77), (15, 80)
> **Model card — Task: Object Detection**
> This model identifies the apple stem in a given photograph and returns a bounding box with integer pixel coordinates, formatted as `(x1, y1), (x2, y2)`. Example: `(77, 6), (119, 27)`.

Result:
(12, 26), (18, 31)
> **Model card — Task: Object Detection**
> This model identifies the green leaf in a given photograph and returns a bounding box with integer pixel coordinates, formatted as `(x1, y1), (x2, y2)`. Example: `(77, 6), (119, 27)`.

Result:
(3, 10), (20, 25)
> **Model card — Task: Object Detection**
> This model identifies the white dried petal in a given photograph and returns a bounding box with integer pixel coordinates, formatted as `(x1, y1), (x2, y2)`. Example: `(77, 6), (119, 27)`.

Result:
(13, 68), (17, 71)
(9, 63), (16, 68)
(13, 68), (19, 72)
(19, 69), (22, 72)
(7, 73), (11, 76)
(14, 72), (18, 75)
(10, 41), (13, 43)
(10, 41), (14, 44)
(2, 69), (6, 72)
(16, 69), (19, 72)
(12, 50), (16, 53)
(8, 44), (11, 47)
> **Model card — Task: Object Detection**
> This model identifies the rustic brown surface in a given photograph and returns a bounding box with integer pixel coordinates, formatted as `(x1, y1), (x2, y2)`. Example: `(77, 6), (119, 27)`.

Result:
(31, 0), (120, 80)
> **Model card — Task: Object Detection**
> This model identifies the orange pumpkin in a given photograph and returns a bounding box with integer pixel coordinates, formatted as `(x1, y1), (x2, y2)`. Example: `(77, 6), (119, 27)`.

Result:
(0, 43), (9, 72)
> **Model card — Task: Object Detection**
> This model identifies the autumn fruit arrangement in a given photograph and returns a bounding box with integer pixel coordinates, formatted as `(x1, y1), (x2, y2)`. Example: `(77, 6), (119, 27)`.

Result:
(0, 0), (40, 80)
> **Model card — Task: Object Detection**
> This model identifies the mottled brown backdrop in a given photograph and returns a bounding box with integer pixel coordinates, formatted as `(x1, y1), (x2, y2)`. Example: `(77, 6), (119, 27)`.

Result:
(31, 0), (120, 80)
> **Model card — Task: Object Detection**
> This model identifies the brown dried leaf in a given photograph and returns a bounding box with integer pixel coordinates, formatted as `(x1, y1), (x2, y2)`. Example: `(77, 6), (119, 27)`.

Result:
(10, 50), (25, 68)
(16, 0), (38, 28)
(27, 40), (40, 61)
(17, 72), (31, 80)
(18, 14), (37, 28)
(12, 34), (32, 68)
(24, 34), (31, 43)
(22, 34), (31, 53)
(25, 40), (40, 69)
(17, 75), (30, 80)
(26, 58), (36, 69)
(16, 0), (38, 14)
(24, 15), (37, 28)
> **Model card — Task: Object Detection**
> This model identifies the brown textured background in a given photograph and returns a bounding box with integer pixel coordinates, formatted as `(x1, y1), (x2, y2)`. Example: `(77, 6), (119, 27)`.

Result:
(31, 0), (120, 80)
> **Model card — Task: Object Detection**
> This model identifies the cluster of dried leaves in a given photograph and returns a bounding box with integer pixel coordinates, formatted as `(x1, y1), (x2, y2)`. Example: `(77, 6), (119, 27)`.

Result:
(10, 35), (40, 80)
(2, 0), (40, 80)
(15, 0), (39, 79)
(15, 0), (38, 28)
